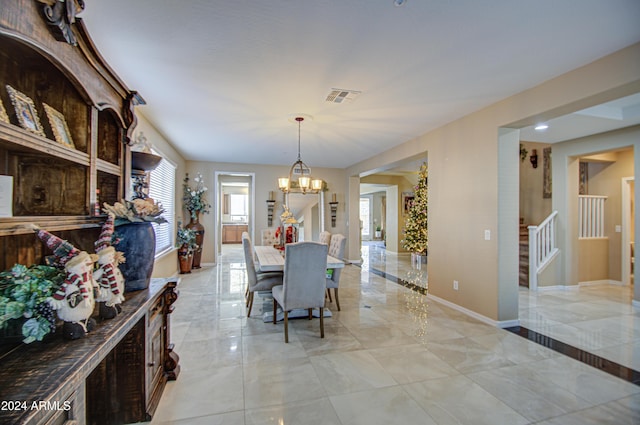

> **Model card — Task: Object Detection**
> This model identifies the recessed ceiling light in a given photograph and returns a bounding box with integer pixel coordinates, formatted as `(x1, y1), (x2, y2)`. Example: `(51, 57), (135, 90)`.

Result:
(534, 124), (549, 131)
(393, 0), (407, 6)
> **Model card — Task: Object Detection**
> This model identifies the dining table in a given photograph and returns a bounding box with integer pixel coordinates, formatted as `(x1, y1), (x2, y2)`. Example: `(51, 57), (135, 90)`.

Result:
(254, 245), (345, 272)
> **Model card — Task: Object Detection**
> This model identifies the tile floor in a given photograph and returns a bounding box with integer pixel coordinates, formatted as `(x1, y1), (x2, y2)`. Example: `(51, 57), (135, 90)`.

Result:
(147, 244), (640, 424)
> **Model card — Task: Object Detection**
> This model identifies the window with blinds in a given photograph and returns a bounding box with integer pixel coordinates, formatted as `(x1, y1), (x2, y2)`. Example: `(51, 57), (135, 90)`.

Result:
(148, 151), (176, 256)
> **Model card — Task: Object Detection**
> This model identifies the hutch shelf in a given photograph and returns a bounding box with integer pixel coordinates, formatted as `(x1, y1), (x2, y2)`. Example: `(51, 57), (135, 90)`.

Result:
(0, 2), (179, 424)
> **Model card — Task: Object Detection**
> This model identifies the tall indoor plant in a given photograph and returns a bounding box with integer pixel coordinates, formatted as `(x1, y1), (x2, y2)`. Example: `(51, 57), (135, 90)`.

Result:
(183, 173), (211, 268)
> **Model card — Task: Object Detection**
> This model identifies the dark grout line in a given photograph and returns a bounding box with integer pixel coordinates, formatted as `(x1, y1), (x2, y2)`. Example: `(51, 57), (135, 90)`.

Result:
(505, 326), (640, 386)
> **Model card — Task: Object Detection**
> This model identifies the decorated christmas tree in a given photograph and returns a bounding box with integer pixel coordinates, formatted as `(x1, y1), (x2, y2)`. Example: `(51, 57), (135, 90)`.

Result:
(402, 162), (428, 255)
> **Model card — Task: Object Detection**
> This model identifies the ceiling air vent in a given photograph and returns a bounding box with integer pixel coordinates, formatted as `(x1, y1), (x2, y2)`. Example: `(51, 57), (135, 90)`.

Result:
(325, 89), (361, 104)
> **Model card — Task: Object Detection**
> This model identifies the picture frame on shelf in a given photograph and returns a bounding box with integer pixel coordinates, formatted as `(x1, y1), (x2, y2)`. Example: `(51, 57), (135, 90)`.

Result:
(43, 103), (75, 149)
(0, 97), (9, 123)
(5, 85), (45, 137)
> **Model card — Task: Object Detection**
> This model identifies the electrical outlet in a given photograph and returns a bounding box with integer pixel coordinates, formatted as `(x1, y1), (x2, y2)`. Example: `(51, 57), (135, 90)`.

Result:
(484, 229), (491, 240)
(453, 280), (459, 290)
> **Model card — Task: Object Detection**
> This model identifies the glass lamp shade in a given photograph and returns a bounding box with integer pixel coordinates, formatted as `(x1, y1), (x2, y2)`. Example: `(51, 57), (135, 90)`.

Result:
(311, 179), (323, 191)
(278, 177), (290, 190)
(298, 176), (311, 190)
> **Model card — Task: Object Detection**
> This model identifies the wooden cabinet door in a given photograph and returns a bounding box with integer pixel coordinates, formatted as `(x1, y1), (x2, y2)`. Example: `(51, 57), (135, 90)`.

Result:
(146, 296), (165, 408)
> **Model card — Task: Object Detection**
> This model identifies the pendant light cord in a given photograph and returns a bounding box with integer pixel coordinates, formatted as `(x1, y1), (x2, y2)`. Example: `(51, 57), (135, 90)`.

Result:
(297, 117), (302, 161)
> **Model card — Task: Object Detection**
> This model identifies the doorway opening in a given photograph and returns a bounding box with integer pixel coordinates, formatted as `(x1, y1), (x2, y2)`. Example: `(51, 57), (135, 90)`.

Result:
(214, 172), (255, 257)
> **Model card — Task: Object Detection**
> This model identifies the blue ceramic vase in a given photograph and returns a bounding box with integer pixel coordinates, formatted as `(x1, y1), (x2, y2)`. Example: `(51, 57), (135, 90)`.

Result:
(115, 222), (156, 292)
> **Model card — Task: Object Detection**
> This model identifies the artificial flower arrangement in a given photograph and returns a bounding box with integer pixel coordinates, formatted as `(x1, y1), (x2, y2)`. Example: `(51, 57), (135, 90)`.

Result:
(176, 221), (198, 254)
(183, 173), (211, 219)
(0, 264), (65, 343)
(102, 198), (167, 225)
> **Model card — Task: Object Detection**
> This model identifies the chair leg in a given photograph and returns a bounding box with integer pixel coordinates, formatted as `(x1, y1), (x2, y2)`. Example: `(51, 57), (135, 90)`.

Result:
(334, 288), (341, 311)
(308, 308), (312, 320)
(284, 310), (289, 343)
(273, 298), (277, 324)
(327, 288), (332, 302)
(247, 292), (254, 317)
(319, 307), (324, 338)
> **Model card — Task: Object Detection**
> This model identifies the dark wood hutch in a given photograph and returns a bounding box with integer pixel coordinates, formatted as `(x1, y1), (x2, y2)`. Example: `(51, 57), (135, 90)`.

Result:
(0, 1), (179, 424)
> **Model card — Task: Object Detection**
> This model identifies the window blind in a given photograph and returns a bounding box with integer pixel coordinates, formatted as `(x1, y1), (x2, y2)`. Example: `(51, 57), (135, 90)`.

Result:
(148, 151), (176, 255)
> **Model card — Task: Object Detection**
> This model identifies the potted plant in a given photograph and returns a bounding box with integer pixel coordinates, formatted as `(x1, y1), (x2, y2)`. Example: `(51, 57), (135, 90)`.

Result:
(176, 222), (197, 274)
(374, 225), (382, 239)
(183, 173), (211, 268)
(0, 264), (65, 344)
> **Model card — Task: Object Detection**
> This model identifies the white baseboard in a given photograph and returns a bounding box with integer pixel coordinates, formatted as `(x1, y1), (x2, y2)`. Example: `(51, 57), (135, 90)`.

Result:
(537, 285), (580, 292)
(579, 279), (625, 287)
(427, 293), (520, 329)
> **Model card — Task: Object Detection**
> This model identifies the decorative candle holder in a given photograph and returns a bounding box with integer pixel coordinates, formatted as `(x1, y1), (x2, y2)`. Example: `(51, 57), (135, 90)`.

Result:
(329, 201), (338, 227)
(266, 199), (276, 227)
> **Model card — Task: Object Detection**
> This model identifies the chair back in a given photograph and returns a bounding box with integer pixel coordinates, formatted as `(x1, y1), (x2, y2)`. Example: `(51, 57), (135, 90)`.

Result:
(282, 242), (328, 310)
(318, 231), (332, 245)
(261, 228), (279, 246)
(327, 233), (346, 285)
(242, 232), (258, 287)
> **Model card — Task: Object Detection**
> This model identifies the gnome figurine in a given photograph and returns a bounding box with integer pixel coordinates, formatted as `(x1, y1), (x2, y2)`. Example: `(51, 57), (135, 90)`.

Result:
(36, 229), (97, 340)
(93, 214), (126, 319)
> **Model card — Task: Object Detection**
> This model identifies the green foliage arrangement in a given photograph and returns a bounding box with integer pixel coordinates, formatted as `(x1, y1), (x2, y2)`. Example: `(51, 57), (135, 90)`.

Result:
(176, 222), (198, 254)
(402, 162), (428, 255)
(0, 264), (65, 343)
(183, 173), (211, 219)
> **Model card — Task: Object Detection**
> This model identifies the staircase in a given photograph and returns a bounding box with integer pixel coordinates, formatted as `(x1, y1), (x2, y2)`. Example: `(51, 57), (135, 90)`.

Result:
(519, 221), (529, 287)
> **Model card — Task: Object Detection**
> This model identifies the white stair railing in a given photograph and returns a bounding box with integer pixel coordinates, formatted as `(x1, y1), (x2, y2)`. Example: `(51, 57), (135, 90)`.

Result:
(528, 211), (559, 290)
(578, 195), (608, 238)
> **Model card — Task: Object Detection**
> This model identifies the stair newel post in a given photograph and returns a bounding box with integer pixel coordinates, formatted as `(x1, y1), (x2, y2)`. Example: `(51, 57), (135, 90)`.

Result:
(528, 225), (538, 290)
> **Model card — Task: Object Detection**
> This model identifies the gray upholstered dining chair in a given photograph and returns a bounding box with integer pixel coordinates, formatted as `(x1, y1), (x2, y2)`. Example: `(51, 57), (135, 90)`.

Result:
(326, 233), (347, 311)
(242, 233), (283, 317)
(318, 231), (332, 245)
(272, 242), (328, 343)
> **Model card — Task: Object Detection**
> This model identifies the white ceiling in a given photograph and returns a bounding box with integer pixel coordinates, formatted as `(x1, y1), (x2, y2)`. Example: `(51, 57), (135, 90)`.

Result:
(80, 1), (640, 170)
(520, 93), (640, 143)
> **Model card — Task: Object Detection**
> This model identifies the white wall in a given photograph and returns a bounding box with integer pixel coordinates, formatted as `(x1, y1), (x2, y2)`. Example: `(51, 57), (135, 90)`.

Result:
(133, 112), (186, 279)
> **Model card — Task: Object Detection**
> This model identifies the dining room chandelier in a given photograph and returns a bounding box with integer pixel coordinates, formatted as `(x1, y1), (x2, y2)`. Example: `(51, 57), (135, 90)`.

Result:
(278, 116), (323, 195)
